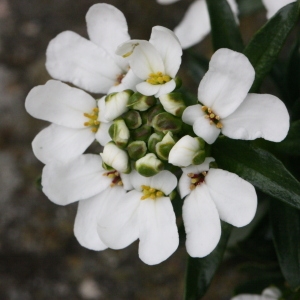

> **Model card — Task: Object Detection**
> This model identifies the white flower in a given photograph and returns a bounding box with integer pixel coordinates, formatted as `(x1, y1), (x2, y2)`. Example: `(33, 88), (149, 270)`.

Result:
(182, 48), (290, 144)
(116, 26), (182, 98)
(262, 0), (295, 19)
(41, 154), (132, 251)
(231, 287), (282, 300)
(25, 80), (111, 164)
(179, 157), (257, 257)
(46, 3), (141, 94)
(173, 0), (238, 49)
(97, 170), (179, 265)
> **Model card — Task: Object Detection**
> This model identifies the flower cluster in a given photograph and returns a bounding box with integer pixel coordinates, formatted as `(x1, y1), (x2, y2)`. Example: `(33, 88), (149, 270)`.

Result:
(25, 3), (290, 265)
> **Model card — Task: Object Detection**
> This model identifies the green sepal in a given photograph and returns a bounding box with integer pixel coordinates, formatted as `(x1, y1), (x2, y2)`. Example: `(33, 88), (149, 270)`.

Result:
(131, 124), (152, 142)
(122, 110), (142, 129)
(192, 150), (206, 165)
(127, 140), (147, 161)
(152, 112), (182, 134)
(148, 132), (164, 153)
(159, 92), (187, 117)
(146, 104), (165, 125)
(155, 132), (176, 161)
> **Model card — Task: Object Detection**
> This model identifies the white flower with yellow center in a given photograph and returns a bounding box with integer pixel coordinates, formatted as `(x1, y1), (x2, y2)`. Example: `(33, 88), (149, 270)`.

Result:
(46, 3), (141, 94)
(182, 48), (290, 144)
(25, 80), (111, 164)
(231, 287), (282, 300)
(116, 26), (182, 98)
(97, 170), (179, 265)
(262, 0), (295, 19)
(42, 154), (132, 251)
(179, 157), (257, 257)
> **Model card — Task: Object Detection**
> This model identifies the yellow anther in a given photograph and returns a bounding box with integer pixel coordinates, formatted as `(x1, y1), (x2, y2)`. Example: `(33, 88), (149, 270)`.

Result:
(201, 106), (208, 111)
(207, 108), (212, 113)
(215, 115), (220, 120)
(201, 171), (207, 176)
(216, 122), (223, 129)
(209, 113), (215, 118)
(191, 178), (198, 184)
(146, 72), (172, 85)
(187, 173), (194, 178)
(140, 185), (165, 200)
(93, 108), (99, 113)
(156, 191), (164, 197)
(83, 107), (100, 133)
(84, 122), (90, 126)
(117, 181), (123, 186)
(209, 120), (213, 125)
(91, 128), (97, 133)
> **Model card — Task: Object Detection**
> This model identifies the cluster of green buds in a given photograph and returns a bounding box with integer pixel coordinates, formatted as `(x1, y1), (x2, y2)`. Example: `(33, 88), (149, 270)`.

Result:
(101, 84), (206, 177)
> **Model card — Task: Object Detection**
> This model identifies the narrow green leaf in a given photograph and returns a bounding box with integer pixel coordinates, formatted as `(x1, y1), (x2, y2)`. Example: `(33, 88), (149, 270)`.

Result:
(270, 199), (300, 290)
(206, 0), (244, 52)
(184, 222), (232, 300)
(244, 2), (300, 92)
(212, 138), (300, 209)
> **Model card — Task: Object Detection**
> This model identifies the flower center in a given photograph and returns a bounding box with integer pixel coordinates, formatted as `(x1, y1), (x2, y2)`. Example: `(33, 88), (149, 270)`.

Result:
(83, 107), (100, 133)
(103, 170), (123, 187)
(201, 106), (223, 129)
(188, 171), (207, 190)
(146, 72), (171, 85)
(115, 73), (126, 86)
(140, 185), (164, 200)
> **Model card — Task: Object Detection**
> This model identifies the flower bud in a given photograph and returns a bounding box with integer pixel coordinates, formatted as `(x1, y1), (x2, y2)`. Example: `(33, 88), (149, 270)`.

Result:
(104, 90), (133, 121)
(131, 124), (152, 142)
(146, 104), (165, 125)
(122, 110), (142, 129)
(168, 135), (206, 167)
(174, 77), (182, 89)
(100, 142), (131, 173)
(135, 153), (164, 177)
(152, 112), (182, 134)
(155, 132), (176, 161)
(109, 119), (130, 149)
(148, 132), (164, 153)
(127, 92), (156, 111)
(127, 141), (147, 160)
(159, 92), (186, 117)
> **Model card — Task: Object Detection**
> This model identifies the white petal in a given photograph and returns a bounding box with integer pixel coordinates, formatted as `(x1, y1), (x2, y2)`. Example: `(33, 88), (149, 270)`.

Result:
(138, 197), (179, 265)
(262, 287), (282, 298)
(97, 189), (140, 249)
(193, 115), (221, 144)
(46, 31), (122, 93)
(178, 173), (192, 199)
(222, 93), (290, 142)
(198, 48), (255, 118)
(136, 81), (160, 96)
(150, 170), (178, 195)
(74, 193), (108, 251)
(95, 122), (112, 146)
(262, 0), (294, 19)
(168, 135), (200, 167)
(174, 0), (210, 49)
(120, 173), (133, 191)
(42, 154), (110, 205)
(183, 185), (221, 257)
(130, 170), (151, 192)
(104, 91), (130, 122)
(108, 69), (141, 93)
(206, 169), (257, 227)
(32, 124), (94, 164)
(86, 3), (130, 70)
(154, 80), (176, 98)
(25, 80), (96, 128)
(157, 0), (180, 4)
(149, 26), (182, 77)
(182, 104), (203, 126)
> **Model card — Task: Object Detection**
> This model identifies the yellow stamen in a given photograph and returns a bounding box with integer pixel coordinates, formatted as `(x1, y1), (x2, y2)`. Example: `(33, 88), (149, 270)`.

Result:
(201, 106), (223, 129)
(83, 107), (100, 133)
(146, 72), (172, 85)
(140, 185), (165, 200)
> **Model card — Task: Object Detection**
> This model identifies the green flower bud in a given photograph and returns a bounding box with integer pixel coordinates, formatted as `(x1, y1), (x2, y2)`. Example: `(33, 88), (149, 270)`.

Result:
(174, 77), (182, 89)
(152, 112), (182, 134)
(155, 132), (176, 161)
(109, 119), (130, 149)
(105, 90), (134, 121)
(159, 92), (186, 117)
(127, 141), (147, 160)
(191, 150), (206, 165)
(148, 132), (164, 153)
(146, 104), (165, 125)
(135, 153), (164, 177)
(127, 92), (156, 111)
(122, 110), (142, 129)
(169, 190), (177, 200)
(131, 124), (152, 142)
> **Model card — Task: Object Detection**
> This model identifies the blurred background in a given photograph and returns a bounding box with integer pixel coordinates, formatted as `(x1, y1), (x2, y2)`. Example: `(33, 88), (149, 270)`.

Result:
(0, 0), (276, 299)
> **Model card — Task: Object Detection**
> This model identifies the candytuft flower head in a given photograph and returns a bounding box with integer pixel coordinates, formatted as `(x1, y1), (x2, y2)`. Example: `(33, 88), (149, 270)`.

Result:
(25, 80), (111, 164)
(46, 3), (141, 94)
(182, 48), (290, 144)
(116, 26), (182, 98)
(231, 286), (282, 300)
(179, 157), (257, 257)
(97, 170), (179, 265)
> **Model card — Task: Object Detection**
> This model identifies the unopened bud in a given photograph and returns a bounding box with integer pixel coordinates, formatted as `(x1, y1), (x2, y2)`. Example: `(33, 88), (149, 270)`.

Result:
(104, 90), (133, 121)
(122, 110), (142, 129)
(146, 104), (165, 125)
(135, 153), (164, 177)
(174, 77), (182, 89)
(148, 133), (164, 153)
(127, 141), (147, 160)
(155, 132), (176, 161)
(108, 119), (130, 149)
(152, 112), (182, 134)
(127, 92), (156, 111)
(159, 92), (186, 117)
(131, 124), (152, 142)
(192, 150), (206, 165)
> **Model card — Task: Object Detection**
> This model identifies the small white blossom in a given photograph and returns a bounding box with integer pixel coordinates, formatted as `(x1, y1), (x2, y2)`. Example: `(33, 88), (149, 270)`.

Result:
(182, 48), (290, 144)
(25, 80), (111, 164)
(116, 26), (182, 98)
(46, 3), (141, 94)
(231, 287), (282, 300)
(97, 170), (179, 265)
(179, 157), (257, 257)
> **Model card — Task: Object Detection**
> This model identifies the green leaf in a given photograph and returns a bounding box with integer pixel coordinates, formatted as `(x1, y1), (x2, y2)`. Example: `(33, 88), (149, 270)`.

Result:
(184, 222), (232, 300)
(243, 2), (300, 92)
(270, 199), (300, 290)
(212, 138), (300, 209)
(273, 120), (300, 156)
(206, 0), (244, 52)
(186, 52), (209, 84)
(236, 0), (263, 16)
